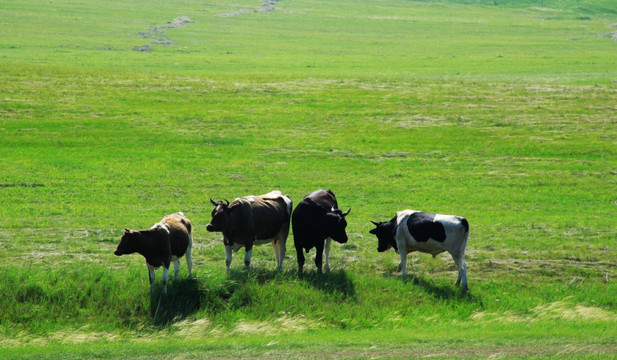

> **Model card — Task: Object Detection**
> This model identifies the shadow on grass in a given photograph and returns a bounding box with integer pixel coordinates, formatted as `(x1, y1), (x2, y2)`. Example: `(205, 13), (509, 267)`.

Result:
(150, 277), (202, 326)
(226, 267), (356, 299)
(150, 268), (358, 326)
(298, 269), (356, 299)
(385, 272), (479, 303)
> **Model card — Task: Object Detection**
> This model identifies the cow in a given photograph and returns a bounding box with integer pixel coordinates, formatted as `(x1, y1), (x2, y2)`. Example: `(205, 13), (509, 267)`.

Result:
(369, 210), (469, 292)
(114, 212), (193, 294)
(206, 190), (292, 271)
(291, 189), (350, 273)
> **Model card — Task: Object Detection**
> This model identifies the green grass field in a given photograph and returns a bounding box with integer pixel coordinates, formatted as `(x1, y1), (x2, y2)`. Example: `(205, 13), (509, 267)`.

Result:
(1, 0), (617, 358)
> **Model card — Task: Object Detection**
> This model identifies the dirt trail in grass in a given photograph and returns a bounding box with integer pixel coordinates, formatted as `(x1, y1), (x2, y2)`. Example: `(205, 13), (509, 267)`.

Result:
(216, 0), (278, 17)
(134, 16), (195, 52)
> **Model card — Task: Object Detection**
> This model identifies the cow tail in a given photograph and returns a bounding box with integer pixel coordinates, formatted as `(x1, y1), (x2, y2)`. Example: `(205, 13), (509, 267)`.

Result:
(460, 217), (469, 234)
(460, 217), (469, 252)
(285, 196), (293, 222)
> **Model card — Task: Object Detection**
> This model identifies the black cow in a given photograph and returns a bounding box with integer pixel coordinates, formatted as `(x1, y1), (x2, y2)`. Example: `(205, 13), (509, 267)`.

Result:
(291, 189), (350, 272)
(206, 190), (292, 271)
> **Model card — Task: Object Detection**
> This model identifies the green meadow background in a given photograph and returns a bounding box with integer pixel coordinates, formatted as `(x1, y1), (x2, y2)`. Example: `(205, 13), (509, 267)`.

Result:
(1, 0), (616, 358)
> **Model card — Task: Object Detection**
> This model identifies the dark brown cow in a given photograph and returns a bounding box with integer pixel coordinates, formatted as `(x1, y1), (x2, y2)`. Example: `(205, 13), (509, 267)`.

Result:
(114, 212), (193, 294)
(206, 190), (292, 271)
(291, 189), (350, 272)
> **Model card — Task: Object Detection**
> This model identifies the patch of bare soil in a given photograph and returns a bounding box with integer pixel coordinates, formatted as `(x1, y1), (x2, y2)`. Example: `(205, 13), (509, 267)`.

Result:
(598, 32), (617, 41)
(216, 0), (278, 17)
(133, 16), (195, 52)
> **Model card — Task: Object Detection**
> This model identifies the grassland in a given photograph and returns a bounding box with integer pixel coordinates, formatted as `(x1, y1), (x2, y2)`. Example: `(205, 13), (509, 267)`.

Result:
(1, 0), (617, 358)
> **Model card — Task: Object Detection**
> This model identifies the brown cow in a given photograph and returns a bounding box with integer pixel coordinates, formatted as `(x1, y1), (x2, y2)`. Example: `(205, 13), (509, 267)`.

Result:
(114, 212), (193, 294)
(206, 190), (292, 271)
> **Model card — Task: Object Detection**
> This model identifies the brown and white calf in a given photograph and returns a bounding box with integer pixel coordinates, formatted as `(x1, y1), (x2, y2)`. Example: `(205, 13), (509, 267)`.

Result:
(370, 210), (470, 291)
(114, 212), (193, 294)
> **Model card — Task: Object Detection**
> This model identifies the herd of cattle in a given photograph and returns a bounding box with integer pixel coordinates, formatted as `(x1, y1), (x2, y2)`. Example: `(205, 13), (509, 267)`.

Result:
(114, 189), (470, 293)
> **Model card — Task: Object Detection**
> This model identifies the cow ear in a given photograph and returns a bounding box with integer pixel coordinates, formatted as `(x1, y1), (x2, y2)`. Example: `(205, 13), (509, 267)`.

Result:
(124, 228), (130, 233)
(369, 228), (377, 235)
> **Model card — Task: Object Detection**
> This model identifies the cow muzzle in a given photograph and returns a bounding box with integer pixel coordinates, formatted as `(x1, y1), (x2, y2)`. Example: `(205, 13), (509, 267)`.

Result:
(206, 224), (216, 232)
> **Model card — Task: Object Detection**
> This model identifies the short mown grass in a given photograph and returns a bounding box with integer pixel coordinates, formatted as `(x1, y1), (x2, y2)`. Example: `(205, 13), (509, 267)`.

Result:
(1, 0), (617, 358)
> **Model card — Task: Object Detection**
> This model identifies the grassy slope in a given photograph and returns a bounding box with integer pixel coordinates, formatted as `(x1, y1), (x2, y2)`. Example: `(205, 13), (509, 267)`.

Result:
(1, 0), (617, 358)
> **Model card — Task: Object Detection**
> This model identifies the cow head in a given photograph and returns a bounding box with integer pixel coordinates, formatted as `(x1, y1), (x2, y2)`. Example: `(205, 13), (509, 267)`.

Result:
(370, 219), (398, 253)
(114, 229), (140, 256)
(326, 207), (351, 244)
(206, 199), (234, 232)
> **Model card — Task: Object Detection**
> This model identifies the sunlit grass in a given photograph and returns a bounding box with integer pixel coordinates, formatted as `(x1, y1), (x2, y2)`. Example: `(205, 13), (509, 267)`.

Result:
(1, 0), (617, 358)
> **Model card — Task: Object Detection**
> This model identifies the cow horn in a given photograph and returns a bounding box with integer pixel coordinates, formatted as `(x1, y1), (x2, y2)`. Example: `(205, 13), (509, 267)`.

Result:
(370, 221), (379, 226)
(342, 208), (351, 217)
(224, 199), (230, 206)
(210, 198), (218, 206)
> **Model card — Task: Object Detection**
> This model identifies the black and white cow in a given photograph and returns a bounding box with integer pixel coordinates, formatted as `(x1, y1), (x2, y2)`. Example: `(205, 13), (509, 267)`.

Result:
(291, 189), (350, 272)
(370, 210), (469, 291)
(114, 212), (193, 294)
(206, 190), (292, 271)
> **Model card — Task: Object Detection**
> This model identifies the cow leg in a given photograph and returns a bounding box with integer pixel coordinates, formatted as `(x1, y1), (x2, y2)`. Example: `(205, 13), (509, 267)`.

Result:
(399, 251), (408, 277)
(161, 267), (169, 294)
(295, 245), (305, 273)
(314, 241), (324, 273)
(277, 222), (289, 271)
(173, 259), (180, 280)
(278, 239), (286, 271)
(224, 244), (232, 272)
(244, 244), (253, 269)
(186, 234), (193, 277)
(147, 264), (156, 293)
(272, 240), (281, 271)
(324, 238), (332, 272)
(451, 252), (468, 292)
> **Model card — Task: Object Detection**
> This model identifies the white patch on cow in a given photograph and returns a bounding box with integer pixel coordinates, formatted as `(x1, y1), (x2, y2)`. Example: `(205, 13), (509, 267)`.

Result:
(263, 190), (284, 198)
(232, 242), (244, 252)
(151, 222), (170, 235)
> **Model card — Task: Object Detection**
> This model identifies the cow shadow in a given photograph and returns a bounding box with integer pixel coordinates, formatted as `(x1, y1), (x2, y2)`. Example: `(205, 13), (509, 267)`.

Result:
(226, 267), (356, 299)
(386, 272), (477, 303)
(298, 269), (356, 299)
(150, 277), (202, 326)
